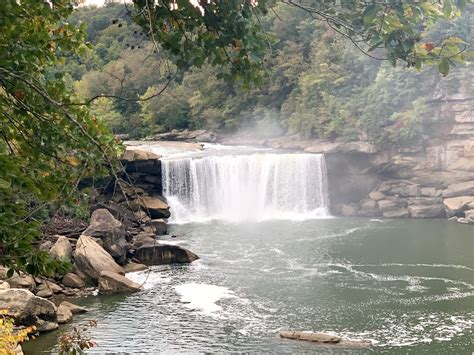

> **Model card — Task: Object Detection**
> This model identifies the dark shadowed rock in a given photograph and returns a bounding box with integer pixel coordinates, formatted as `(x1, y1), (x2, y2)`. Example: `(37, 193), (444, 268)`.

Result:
(82, 209), (128, 263)
(135, 244), (199, 265)
(151, 219), (168, 235)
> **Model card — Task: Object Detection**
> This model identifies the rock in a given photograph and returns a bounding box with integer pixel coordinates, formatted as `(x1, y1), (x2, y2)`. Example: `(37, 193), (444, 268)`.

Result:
(57, 303), (73, 324)
(35, 319), (58, 332)
(341, 204), (357, 217)
(443, 181), (474, 198)
(121, 147), (161, 161)
(457, 217), (470, 224)
(448, 216), (459, 222)
(49, 236), (72, 262)
(4, 273), (35, 290)
(378, 198), (407, 212)
(280, 331), (341, 343)
(464, 209), (474, 223)
(35, 288), (53, 298)
(14, 344), (23, 355)
(98, 271), (141, 295)
(407, 197), (442, 206)
(383, 209), (410, 218)
(304, 142), (343, 154)
(421, 187), (437, 197)
(134, 210), (151, 224)
(132, 196), (171, 219)
(73, 235), (124, 283)
(62, 273), (85, 288)
(59, 301), (88, 315)
(82, 209), (128, 262)
(39, 240), (54, 251)
(279, 330), (371, 348)
(140, 224), (156, 234)
(151, 219), (168, 235)
(341, 141), (377, 154)
(443, 196), (474, 216)
(357, 199), (381, 217)
(0, 289), (57, 330)
(36, 280), (63, 296)
(135, 244), (199, 265)
(408, 204), (445, 218)
(123, 262), (148, 273)
(0, 281), (10, 289)
(369, 191), (385, 201)
(133, 234), (157, 248)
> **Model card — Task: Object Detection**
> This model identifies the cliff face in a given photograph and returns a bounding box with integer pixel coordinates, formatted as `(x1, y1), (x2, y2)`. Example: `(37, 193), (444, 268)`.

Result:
(335, 69), (474, 222)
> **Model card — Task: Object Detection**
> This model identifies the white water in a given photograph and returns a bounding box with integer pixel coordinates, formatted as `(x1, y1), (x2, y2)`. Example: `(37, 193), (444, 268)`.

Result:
(161, 153), (330, 223)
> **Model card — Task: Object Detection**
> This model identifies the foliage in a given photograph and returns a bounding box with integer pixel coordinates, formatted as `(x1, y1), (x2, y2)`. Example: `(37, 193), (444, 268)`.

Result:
(0, 0), (122, 276)
(0, 309), (35, 354)
(59, 320), (97, 355)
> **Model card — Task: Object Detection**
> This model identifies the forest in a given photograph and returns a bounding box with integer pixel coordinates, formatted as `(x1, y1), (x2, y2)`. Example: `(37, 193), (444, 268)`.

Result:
(69, 2), (473, 147)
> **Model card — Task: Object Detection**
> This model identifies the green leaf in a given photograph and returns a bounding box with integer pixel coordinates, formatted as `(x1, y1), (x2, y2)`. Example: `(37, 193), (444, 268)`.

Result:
(443, 0), (453, 17)
(362, 5), (379, 26)
(6, 268), (14, 278)
(439, 59), (450, 76)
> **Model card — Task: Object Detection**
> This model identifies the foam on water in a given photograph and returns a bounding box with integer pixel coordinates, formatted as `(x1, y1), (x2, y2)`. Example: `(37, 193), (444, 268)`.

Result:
(175, 283), (236, 315)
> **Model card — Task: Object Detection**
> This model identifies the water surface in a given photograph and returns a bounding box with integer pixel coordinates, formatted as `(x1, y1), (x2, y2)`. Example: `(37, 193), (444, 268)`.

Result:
(25, 218), (473, 354)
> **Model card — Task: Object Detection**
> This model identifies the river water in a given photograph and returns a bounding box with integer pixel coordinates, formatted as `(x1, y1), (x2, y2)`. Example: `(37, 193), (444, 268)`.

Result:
(24, 144), (473, 354)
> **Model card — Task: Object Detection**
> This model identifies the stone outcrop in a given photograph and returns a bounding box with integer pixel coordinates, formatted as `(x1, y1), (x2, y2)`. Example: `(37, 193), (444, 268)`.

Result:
(131, 196), (171, 219)
(134, 244), (199, 265)
(82, 209), (128, 263)
(73, 235), (124, 284)
(57, 303), (73, 324)
(98, 271), (141, 295)
(0, 289), (57, 331)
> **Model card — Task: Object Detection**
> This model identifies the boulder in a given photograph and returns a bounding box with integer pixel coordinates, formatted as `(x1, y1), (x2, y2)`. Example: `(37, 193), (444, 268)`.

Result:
(0, 289), (57, 330)
(383, 209), (409, 218)
(59, 301), (88, 315)
(151, 219), (168, 235)
(73, 235), (124, 283)
(98, 271), (141, 295)
(35, 319), (58, 332)
(0, 268), (36, 290)
(408, 204), (445, 218)
(121, 147), (161, 161)
(35, 288), (53, 298)
(132, 196), (171, 219)
(62, 273), (85, 288)
(457, 217), (470, 224)
(340, 204), (357, 217)
(465, 210), (474, 223)
(134, 244), (199, 265)
(443, 181), (474, 198)
(280, 331), (341, 343)
(443, 196), (474, 216)
(369, 191), (385, 201)
(123, 262), (148, 273)
(39, 240), (54, 251)
(49, 236), (72, 262)
(57, 303), (73, 324)
(0, 281), (10, 289)
(132, 234), (157, 248)
(82, 209), (128, 262)
(279, 330), (371, 348)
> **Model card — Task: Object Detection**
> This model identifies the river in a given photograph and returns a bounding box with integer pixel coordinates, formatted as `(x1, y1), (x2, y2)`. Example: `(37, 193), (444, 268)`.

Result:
(24, 144), (473, 354)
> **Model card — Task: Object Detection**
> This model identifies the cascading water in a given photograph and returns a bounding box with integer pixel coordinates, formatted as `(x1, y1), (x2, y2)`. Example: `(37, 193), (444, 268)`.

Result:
(161, 153), (330, 223)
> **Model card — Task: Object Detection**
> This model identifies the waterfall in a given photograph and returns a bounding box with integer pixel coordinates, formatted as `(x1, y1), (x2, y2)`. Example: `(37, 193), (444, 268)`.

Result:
(161, 153), (330, 223)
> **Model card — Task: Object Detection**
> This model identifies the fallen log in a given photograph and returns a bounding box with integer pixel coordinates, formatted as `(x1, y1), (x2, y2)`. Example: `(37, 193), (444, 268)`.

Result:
(279, 331), (372, 348)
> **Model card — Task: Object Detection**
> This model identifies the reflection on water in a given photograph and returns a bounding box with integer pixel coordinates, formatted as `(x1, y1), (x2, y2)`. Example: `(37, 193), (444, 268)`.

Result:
(24, 219), (473, 354)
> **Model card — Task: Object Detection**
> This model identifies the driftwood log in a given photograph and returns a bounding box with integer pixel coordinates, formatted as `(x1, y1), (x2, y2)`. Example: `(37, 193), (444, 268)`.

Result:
(279, 331), (372, 348)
